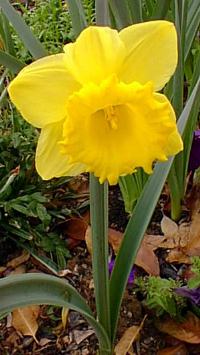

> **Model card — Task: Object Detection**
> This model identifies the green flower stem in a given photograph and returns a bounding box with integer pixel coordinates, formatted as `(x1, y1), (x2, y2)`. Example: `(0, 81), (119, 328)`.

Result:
(90, 174), (111, 353)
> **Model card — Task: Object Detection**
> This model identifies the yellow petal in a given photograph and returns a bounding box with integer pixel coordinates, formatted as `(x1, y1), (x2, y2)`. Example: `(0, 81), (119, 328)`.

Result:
(119, 21), (178, 91)
(8, 54), (80, 128)
(36, 121), (85, 179)
(64, 26), (125, 85)
(61, 76), (182, 185)
(154, 93), (183, 155)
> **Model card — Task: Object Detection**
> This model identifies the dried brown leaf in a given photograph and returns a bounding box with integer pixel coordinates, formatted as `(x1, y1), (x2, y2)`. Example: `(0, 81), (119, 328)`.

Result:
(85, 226), (92, 254)
(66, 217), (88, 241)
(157, 313), (200, 344)
(85, 226), (123, 255)
(161, 216), (179, 238)
(12, 305), (40, 342)
(166, 249), (191, 264)
(39, 338), (52, 346)
(9, 265), (26, 275)
(73, 329), (94, 345)
(86, 226), (162, 274)
(108, 228), (123, 254)
(114, 315), (146, 355)
(135, 238), (160, 275)
(7, 251), (30, 268)
(157, 344), (188, 355)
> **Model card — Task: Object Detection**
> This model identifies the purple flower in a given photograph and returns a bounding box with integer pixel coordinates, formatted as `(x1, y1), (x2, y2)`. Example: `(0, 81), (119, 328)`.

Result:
(108, 257), (135, 284)
(188, 130), (200, 173)
(174, 286), (200, 306)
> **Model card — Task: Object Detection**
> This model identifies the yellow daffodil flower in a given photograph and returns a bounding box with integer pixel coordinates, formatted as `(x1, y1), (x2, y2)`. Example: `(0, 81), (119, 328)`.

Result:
(8, 21), (183, 185)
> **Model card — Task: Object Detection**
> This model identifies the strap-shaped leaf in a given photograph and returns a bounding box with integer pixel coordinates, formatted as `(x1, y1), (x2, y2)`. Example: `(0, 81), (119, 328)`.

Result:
(127, 0), (143, 23)
(109, 0), (132, 29)
(185, 0), (200, 61)
(0, 50), (24, 73)
(95, 0), (110, 26)
(0, 0), (47, 59)
(150, 0), (171, 20)
(109, 76), (200, 341)
(66, 0), (87, 37)
(0, 273), (111, 353)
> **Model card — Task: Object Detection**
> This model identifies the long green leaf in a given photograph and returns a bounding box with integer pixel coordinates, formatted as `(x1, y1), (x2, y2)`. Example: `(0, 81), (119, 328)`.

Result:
(0, 50), (24, 73)
(0, 0), (47, 59)
(184, 0), (200, 61)
(109, 76), (200, 341)
(127, 0), (143, 23)
(95, 0), (110, 26)
(108, 0), (132, 29)
(0, 273), (111, 353)
(66, 0), (87, 37)
(150, 0), (171, 20)
(0, 12), (16, 56)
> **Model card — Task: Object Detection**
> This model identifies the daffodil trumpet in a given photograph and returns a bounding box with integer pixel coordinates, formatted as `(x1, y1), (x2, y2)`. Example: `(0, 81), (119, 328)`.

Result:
(8, 21), (183, 354)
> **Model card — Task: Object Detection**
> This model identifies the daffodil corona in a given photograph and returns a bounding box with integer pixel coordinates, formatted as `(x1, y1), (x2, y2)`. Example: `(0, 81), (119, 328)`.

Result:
(8, 21), (183, 184)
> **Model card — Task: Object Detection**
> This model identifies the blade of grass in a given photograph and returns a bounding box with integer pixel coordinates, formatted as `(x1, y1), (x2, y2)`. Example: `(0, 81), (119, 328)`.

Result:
(66, 0), (87, 37)
(0, 0), (47, 59)
(109, 76), (200, 341)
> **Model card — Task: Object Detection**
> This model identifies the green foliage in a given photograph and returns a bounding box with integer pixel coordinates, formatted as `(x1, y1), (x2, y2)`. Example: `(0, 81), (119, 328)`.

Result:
(188, 256), (200, 288)
(11, 0), (71, 60)
(0, 109), (74, 269)
(135, 276), (186, 318)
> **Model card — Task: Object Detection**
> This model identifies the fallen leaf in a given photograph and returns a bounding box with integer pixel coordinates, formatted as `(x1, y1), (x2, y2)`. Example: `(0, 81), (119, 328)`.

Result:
(0, 266), (6, 273)
(9, 265), (26, 275)
(157, 312), (200, 344)
(12, 305), (40, 342)
(73, 329), (94, 345)
(157, 344), (187, 355)
(108, 228), (124, 254)
(85, 226), (93, 254)
(114, 315), (147, 355)
(7, 251), (30, 268)
(135, 238), (160, 275)
(85, 226), (123, 255)
(39, 338), (52, 346)
(68, 175), (89, 194)
(86, 226), (163, 275)
(161, 216), (179, 239)
(158, 211), (200, 263)
(166, 249), (191, 264)
(66, 217), (89, 241)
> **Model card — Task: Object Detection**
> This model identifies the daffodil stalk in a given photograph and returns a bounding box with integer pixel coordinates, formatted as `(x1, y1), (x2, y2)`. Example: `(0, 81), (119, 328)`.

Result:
(8, 18), (183, 353)
(89, 3), (112, 350)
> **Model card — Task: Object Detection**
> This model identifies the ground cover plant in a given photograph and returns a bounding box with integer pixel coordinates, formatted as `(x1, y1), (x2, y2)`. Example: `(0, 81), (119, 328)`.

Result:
(0, 0), (200, 354)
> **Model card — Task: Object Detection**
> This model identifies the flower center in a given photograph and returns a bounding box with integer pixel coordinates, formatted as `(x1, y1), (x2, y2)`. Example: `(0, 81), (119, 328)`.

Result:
(104, 105), (118, 130)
